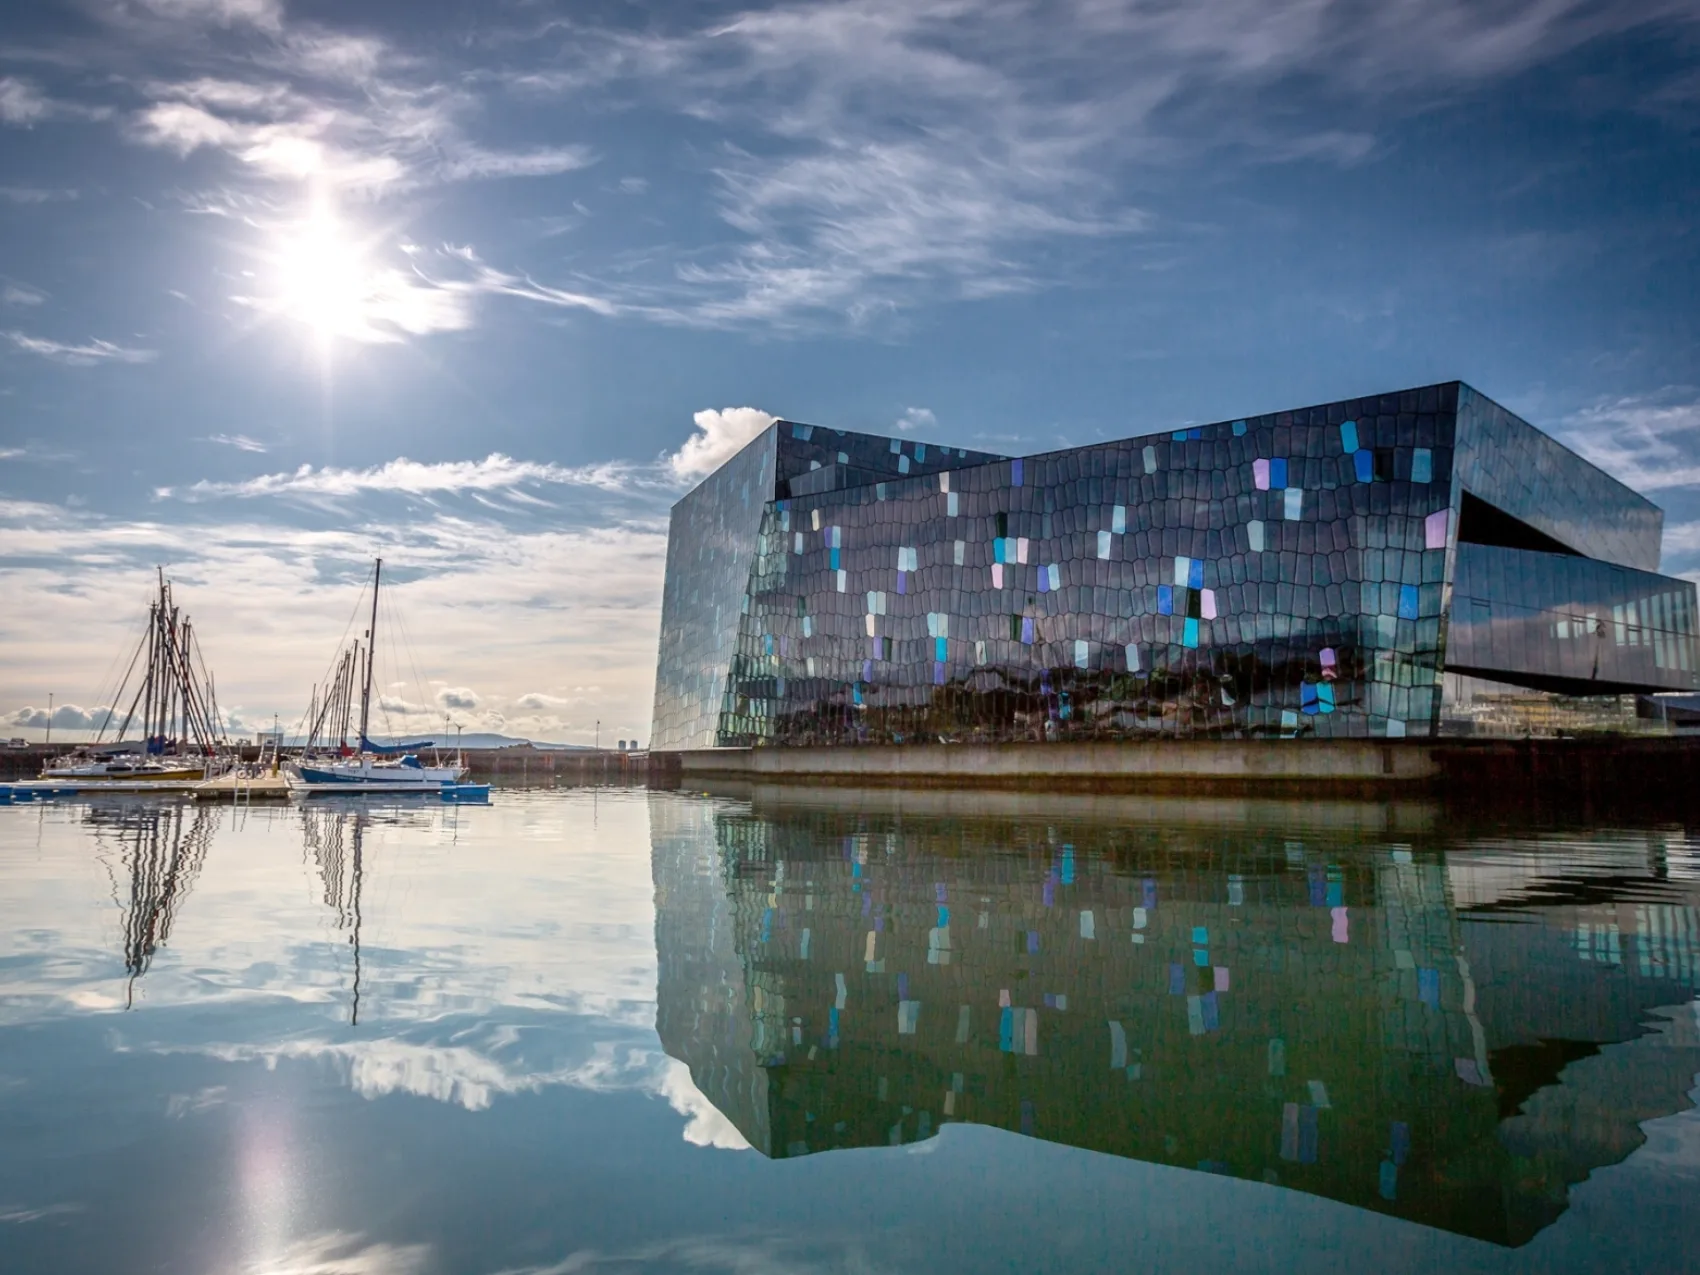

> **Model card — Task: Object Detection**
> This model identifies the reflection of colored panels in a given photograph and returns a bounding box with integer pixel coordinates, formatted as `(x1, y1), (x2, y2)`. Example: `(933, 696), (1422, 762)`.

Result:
(657, 805), (1687, 1249)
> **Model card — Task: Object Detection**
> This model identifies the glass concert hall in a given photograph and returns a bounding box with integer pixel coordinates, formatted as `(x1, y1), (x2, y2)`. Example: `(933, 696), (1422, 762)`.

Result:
(650, 382), (1700, 751)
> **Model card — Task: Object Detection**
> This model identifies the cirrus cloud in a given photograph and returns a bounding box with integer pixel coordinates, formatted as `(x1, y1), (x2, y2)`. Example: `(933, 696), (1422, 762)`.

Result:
(4, 331), (157, 366)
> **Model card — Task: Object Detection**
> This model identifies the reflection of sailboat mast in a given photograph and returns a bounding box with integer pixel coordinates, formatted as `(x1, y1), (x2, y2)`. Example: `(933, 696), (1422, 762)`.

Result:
(304, 806), (368, 1026)
(350, 817), (364, 1026)
(102, 802), (215, 1008)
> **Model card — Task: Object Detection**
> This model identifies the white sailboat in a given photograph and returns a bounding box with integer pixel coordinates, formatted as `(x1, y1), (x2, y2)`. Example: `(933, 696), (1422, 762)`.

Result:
(287, 559), (477, 796)
(39, 572), (226, 785)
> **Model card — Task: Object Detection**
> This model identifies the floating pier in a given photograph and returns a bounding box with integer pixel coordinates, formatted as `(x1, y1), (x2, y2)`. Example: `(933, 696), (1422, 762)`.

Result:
(191, 773), (293, 801)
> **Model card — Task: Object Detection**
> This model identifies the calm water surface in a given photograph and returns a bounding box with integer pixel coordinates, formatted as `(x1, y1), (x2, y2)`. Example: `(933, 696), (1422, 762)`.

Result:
(1, 786), (1697, 1274)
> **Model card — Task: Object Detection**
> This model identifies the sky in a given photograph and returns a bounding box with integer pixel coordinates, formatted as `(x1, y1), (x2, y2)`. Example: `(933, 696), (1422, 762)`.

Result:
(2, 0), (1699, 746)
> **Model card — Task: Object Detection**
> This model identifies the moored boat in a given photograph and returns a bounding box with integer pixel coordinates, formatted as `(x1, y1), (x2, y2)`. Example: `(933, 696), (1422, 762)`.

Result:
(42, 754), (206, 782)
(39, 572), (227, 785)
(286, 558), (473, 797)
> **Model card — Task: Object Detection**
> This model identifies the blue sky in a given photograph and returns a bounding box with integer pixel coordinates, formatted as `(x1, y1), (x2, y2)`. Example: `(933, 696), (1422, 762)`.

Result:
(2, 0), (1699, 744)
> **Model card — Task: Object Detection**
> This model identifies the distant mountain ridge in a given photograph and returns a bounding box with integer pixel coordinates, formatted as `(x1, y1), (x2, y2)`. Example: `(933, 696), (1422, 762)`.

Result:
(452, 733), (594, 751)
(381, 732), (595, 751)
(247, 732), (602, 751)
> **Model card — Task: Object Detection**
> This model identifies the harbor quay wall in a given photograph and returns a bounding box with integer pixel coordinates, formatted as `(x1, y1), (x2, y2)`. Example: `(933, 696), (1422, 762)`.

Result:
(653, 736), (1700, 800)
(663, 739), (1430, 793)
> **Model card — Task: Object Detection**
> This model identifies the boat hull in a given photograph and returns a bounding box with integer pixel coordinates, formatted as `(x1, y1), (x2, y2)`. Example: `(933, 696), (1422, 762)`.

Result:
(40, 767), (206, 782)
(292, 757), (465, 789)
(287, 780), (490, 800)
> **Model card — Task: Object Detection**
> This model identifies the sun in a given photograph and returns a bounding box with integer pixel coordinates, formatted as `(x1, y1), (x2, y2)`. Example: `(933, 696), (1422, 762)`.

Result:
(270, 204), (376, 343)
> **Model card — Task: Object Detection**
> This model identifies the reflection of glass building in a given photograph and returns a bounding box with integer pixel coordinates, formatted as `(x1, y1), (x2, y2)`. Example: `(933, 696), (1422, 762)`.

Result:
(650, 382), (1700, 750)
(648, 790), (1700, 1247)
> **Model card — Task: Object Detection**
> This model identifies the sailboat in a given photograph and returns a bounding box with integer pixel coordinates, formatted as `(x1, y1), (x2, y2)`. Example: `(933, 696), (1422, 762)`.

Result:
(41, 572), (226, 784)
(287, 559), (476, 795)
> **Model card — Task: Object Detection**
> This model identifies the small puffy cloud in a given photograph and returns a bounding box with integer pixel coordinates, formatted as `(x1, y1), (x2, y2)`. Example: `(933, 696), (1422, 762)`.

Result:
(435, 686), (479, 711)
(375, 694), (434, 718)
(656, 1059), (751, 1150)
(3, 284), (46, 306)
(669, 407), (777, 482)
(7, 704), (115, 731)
(894, 406), (937, 434)
(0, 78), (50, 126)
(514, 692), (574, 711)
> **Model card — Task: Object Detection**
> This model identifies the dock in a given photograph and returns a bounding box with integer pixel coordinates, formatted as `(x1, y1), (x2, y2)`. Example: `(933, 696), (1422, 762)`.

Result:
(191, 773), (293, 801)
(0, 772), (294, 802)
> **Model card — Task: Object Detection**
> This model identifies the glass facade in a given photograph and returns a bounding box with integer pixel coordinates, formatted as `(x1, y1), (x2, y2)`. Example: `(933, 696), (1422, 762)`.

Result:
(650, 382), (1700, 750)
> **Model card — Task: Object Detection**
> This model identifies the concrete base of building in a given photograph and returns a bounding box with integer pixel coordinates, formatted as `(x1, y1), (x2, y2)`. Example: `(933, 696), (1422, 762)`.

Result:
(652, 735), (1700, 802)
(658, 738), (1436, 793)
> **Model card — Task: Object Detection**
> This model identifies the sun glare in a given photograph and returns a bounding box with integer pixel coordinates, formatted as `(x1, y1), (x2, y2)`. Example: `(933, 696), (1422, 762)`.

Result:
(272, 205), (375, 343)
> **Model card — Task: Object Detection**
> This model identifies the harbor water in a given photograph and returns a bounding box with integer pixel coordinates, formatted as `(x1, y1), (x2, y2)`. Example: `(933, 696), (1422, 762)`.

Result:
(1, 786), (1696, 1273)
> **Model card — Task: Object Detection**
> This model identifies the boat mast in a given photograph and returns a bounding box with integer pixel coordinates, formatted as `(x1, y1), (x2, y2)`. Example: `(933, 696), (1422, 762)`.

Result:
(357, 559), (382, 751)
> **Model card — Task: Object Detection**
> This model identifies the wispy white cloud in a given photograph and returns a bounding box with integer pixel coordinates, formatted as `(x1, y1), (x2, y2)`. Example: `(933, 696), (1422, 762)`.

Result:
(206, 433), (267, 452)
(0, 76), (110, 126)
(112, 14), (592, 200)
(437, 145), (596, 182)
(225, 232), (615, 346)
(670, 407), (778, 481)
(499, 0), (1699, 327)
(1564, 391), (1700, 492)
(0, 187), (79, 204)
(161, 452), (656, 502)
(2, 284), (45, 306)
(3, 331), (157, 366)
(0, 1204), (84, 1225)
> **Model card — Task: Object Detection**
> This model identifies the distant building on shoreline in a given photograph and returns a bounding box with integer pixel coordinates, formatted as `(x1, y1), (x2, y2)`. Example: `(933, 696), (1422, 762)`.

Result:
(650, 382), (1699, 751)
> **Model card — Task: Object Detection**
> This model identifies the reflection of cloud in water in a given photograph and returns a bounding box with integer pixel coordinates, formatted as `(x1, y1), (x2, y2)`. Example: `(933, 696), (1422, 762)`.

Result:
(149, 1026), (751, 1143)
(491, 1235), (864, 1275)
(657, 1059), (751, 1151)
(165, 1084), (228, 1118)
(0, 1203), (85, 1224)
(244, 1230), (430, 1275)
